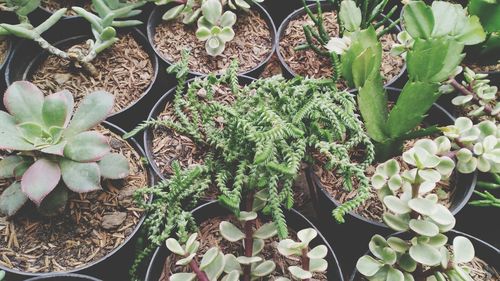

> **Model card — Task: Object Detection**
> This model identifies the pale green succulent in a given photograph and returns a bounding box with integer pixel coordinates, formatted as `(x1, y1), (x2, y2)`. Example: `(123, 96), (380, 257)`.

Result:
(442, 117), (500, 173)
(0, 81), (130, 217)
(277, 228), (328, 280)
(195, 0), (236, 56)
(451, 67), (499, 119)
(390, 31), (414, 59)
(226, 0), (263, 10)
(158, 0), (202, 24)
(357, 234), (475, 281)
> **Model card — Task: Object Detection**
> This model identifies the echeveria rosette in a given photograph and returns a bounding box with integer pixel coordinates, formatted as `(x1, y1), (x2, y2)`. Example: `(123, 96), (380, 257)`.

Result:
(442, 117), (500, 173)
(0, 81), (130, 217)
(195, 0), (236, 56)
(277, 228), (328, 280)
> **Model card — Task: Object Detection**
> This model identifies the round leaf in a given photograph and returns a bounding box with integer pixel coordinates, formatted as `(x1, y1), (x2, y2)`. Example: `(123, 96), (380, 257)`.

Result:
(310, 258), (328, 272)
(98, 153), (130, 179)
(409, 219), (439, 237)
(409, 244), (441, 266)
(453, 236), (475, 264)
(60, 159), (101, 193)
(308, 245), (328, 259)
(297, 228), (317, 245)
(408, 198), (437, 216)
(288, 266), (312, 279)
(4, 81), (44, 124)
(253, 222), (277, 239)
(200, 247), (219, 270)
(170, 273), (196, 281)
(219, 221), (245, 242)
(383, 213), (410, 231)
(356, 255), (383, 277)
(387, 267), (404, 281)
(165, 238), (185, 256)
(384, 196), (411, 214)
(252, 260), (275, 277)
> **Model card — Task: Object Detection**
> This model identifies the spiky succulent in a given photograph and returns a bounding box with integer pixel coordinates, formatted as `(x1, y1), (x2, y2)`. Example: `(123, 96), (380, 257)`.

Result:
(195, 0), (236, 56)
(0, 81), (130, 216)
(277, 228), (328, 281)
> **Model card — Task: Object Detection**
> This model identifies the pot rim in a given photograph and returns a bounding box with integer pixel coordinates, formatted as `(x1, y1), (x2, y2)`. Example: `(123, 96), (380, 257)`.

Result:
(307, 86), (477, 229)
(146, 2), (277, 77)
(25, 273), (102, 281)
(0, 121), (155, 278)
(4, 26), (159, 120)
(144, 200), (345, 281)
(275, 2), (407, 88)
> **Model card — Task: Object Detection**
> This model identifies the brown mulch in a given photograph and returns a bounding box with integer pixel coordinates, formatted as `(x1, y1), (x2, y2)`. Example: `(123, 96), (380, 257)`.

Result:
(41, 0), (92, 16)
(0, 126), (148, 273)
(30, 33), (154, 113)
(159, 215), (328, 281)
(464, 61), (500, 73)
(153, 10), (273, 74)
(279, 11), (404, 88)
(0, 38), (8, 65)
(313, 137), (454, 223)
(260, 54), (283, 78)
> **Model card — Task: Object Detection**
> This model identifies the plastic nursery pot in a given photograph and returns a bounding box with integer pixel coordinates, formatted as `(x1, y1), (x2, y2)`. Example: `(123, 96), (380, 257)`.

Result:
(0, 121), (155, 281)
(0, 11), (18, 99)
(276, 3), (407, 89)
(146, 2), (277, 79)
(305, 0), (405, 21)
(262, 0), (302, 27)
(144, 200), (345, 281)
(143, 75), (255, 183)
(349, 229), (500, 281)
(25, 273), (102, 281)
(4, 17), (160, 132)
(305, 87), (477, 274)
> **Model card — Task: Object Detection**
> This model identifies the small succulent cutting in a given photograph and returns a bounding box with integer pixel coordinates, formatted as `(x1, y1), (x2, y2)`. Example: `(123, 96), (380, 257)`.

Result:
(0, 81), (130, 217)
(195, 0), (236, 56)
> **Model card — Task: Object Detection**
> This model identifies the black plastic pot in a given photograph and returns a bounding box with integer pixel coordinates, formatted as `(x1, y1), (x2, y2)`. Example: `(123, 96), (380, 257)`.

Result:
(349, 230), (500, 281)
(4, 17), (160, 132)
(305, 87), (477, 274)
(143, 75), (255, 182)
(276, 3), (407, 89)
(25, 273), (102, 281)
(0, 121), (155, 281)
(263, 0), (302, 26)
(0, 11), (18, 99)
(144, 200), (345, 281)
(146, 3), (276, 79)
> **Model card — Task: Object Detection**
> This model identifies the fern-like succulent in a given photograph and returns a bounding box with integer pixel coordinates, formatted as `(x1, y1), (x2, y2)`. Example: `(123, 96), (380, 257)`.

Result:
(0, 81), (129, 217)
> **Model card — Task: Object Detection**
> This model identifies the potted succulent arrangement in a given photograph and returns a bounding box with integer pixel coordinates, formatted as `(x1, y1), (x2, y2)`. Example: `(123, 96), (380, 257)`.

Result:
(0, 81), (153, 280)
(146, 0), (276, 77)
(276, 0), (405, 89)
(124, 54), (375, 279)
(353, 121), (500, 280)
(2, 0), (158, 130)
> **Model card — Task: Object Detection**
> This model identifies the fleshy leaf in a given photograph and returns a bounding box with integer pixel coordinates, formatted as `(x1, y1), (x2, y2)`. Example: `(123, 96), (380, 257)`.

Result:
(453, 236), (475, 264)
(0, 111), (35, 151)
(297, 228), (317, 245)
(253, 222), (277, 239)
(0, 156), (26, 178)
(409, 219), (439, 237)
(252, 260), (275, 277)
(166, 238), (186, 256)
(200, 247), (219, 270)
(98, 153), (130, 179)
(310, 258), (328, 272)
(356, 255), (383, 277)
(308, 245), (328, 259)
(42, 90), (74, 128)
(409, 244), (441, 266)
(0, 182), (28, 216)
(21, 159), (61, 206)
(219, 221), (245, 242)
(60, 159), (101, 193)
(37, 185), (69, 217)
(169, 273), (196, 281)
(65, 91), (114, 137)
(4, 81), (44, 123)
(288, 266), (312, 279)
(64, 131), (110, 162)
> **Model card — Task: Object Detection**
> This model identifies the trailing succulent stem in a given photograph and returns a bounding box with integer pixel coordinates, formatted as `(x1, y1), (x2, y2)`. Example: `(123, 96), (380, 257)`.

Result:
(0, 81), (130, 217)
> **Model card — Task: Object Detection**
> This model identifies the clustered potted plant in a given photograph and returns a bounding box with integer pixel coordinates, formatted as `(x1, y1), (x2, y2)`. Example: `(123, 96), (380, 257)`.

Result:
(0, 0), (498, 280)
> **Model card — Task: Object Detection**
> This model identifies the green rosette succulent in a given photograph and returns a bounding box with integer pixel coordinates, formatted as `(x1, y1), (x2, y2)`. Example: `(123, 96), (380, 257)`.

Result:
(0, 81), (130, 216)
(195, 0), (236, 56)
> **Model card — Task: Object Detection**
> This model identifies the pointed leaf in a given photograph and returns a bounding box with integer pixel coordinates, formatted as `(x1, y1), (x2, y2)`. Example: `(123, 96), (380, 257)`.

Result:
(64, 131), (110, 162)
(60, 159), (101, 193)
(98, 153), (130, 179)
(0, 182), (28, 216)
(42, 90), (74, 128)
(65, 91), (114, 137)
(0, 111), (35, 150)
(165, 238), (186, 255)
(4, 81), (44, 123)
(21, 159), (61, 206)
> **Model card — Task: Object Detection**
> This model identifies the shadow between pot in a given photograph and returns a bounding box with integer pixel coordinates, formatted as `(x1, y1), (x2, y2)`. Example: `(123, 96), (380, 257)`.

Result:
(144, 201), (345, 281)
(305, 87), (477, 275)
(0, 121), (155, 281)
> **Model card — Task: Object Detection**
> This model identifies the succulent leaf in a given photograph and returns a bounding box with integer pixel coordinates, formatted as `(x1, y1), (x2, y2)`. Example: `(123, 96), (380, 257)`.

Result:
(4, 81), (44, 124)
(0, 182), (28, 216)
(21, 159), (61, 206)
(253, 222), (277, 239)
(65, 91), (114, 137)
(64, 131), (110, 162)
(453, 236), (475, 264)
(60, 159), (101, 193)
(219, 221), (245, 242)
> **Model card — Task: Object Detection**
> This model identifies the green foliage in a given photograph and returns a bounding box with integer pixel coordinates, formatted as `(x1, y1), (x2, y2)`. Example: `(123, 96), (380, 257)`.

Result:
(468, 0), (500, 56)
(0, 81), (129, 217)
(342, 1), (486, 161)
(195, 0), (236, 56)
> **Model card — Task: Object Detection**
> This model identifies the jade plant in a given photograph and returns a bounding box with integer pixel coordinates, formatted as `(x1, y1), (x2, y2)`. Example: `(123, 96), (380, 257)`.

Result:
(0, 81), (130, 217)
(356, 117), (499, 280)
(0, 0), (146, 76)
(341, 1), (486, 161)
(126, 56), (372, 279)
(195, 0), (236, 56)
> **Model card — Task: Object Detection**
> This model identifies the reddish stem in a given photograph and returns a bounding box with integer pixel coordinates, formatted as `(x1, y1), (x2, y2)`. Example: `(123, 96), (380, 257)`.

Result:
(301, 248), (311, 281)
(243, 191), (255, 281)
(188, 260), (209, 281)
(448, 78), (498, 119)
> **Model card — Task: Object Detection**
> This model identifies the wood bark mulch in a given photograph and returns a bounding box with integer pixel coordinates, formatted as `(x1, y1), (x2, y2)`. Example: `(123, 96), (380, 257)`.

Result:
(153, 9), (272, 74)
(0, 126), (148, 273)
(41, 0), (92, 16)
(30, 33), (154, 113)
(0, 38), (8, 65)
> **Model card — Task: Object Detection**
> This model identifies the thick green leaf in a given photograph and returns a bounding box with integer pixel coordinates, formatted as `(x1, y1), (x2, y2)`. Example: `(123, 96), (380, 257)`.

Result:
(219, 221), (245, 242)
(356, 255), (383, 277)
(431, 1), (460, 37)
(166, 238), (186, 255)
(4, 81), (44, 123)
(42, 90), (74, 128)
(98, 153), (130, 179)
(162, 4), (185, 20)
(339, 0), (361, 32)
(253, 238), (265, 256)
(403, 1), (435, 39)
(430, 41), (465, 82)
(453, 236), (475, 263)
(409, 219), (439, 236)
(297, 228), (317, 245)
(21, 159), (61, 205)
(223, 254), (242, 274)
(288, 266), (312, 279)
(252, 260), (275, 277)
(60, 159), (101, 193)
(409, 243), (441, 266)
(455, 16), (486, 45)
(0, 112), (35, 150)
(386, 82), (440, 138)
(399, 253), (417, 272)
(0, 156), (27, 178)
(64, 131), (110, 162)
(0, 182), (28, 216)
(387, 267), (404, 281)
(383, 213), (410, 231)
(201, 0), (222, 25)
(200, 247), (219, 269)
(170, 273), (196, 281)
(308, 245), (328, 259)
(253, 222), (277, 239)
(358, 77), (388, 142)
(17, 122), (43, 143)
(384, 196), (411, 214)
(387, 237), (409, 253)
(65, 91), (114, 137)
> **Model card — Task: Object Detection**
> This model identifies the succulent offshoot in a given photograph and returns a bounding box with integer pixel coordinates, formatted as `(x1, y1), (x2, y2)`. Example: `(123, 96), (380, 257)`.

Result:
(0, 81), (130, 217)
(195, 0), (236, 56)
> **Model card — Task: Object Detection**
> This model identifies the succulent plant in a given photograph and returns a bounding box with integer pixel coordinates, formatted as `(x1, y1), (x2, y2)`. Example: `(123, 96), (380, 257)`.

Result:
(0, 81), (130, 216)
(195, 0), (236, 56)
(225, 0), (263, 10)
(159, 0), (202, 24)
(277, 228), (328, 280)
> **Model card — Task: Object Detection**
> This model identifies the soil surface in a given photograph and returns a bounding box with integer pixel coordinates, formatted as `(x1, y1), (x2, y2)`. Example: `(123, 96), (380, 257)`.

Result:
(0, 38), (8, 65)
(0, 127), (148, 273)
(464, 61), (500, 73)
(30, 33), (154, 113)
(279, 11), (404, 88)
(313, 137), (455, 224)
(159, 215), (328, 281)
(153, 9), (273, 74)
(41, 0), (92, 16)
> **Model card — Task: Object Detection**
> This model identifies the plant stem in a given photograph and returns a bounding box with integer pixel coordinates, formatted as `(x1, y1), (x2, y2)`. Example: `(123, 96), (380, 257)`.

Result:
(243, 191), (255, 281)
(189, 260), (209, 281)
(301, 248), (311, 281)
(448, 78), (498, 120)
